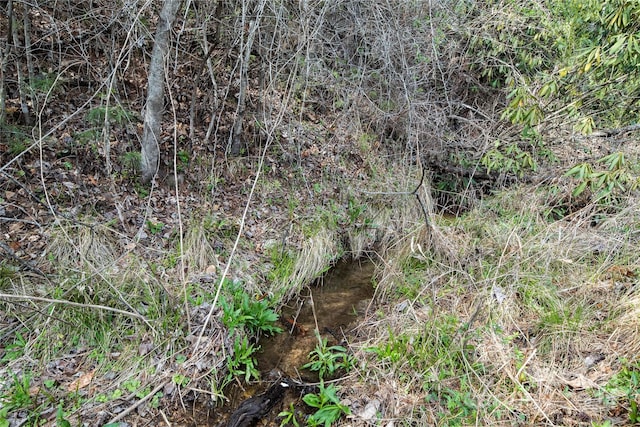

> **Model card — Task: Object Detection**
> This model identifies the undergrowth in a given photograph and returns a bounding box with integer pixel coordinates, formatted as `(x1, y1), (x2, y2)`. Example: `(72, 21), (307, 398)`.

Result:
(2, 136), (639, 426)
(352, 184), (640, 425)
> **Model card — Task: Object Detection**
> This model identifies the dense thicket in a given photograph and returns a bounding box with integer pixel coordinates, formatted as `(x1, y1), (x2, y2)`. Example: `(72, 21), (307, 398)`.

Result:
(2, 0), (638, 193)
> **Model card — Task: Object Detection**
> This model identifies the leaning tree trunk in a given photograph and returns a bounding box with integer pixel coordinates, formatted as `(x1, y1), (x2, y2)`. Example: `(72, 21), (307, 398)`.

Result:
(140, 0), (182, 183)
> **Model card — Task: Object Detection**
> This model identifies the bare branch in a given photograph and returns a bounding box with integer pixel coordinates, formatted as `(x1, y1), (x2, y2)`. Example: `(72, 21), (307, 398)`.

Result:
(0, 293), (148, 321)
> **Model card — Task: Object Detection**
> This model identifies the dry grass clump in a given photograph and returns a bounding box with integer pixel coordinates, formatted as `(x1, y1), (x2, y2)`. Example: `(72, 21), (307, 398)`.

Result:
(181, 214), (225, 276)
(273, 227), (341, 299)
(46, 221), (120, 271)
(0, 221), (186, 421)
(346, 185), (640, 425)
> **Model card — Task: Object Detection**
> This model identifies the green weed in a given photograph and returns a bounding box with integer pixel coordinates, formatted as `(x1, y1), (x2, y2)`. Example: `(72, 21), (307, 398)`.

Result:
(366, 330), (412, 367)
(481, 140), (537, 177)
(202, 215), (238, 239)
(220, 278), (282, 336)
(56, 404), (72, 427)
(303, 381), (350, 427)
(303, 332), (355, 380)
(226, 335), (260, 384)
(434, 387), (478, 427)
(278, 402), (301, 427)
(7, 138), (28, 156)
(73, 129), (100, 145)
(171, 373), (190, 387)
(29, 72), (59, 94)
(146, 220), (165, 235)
(177, 150), (190, 171)
(0, 124), (29, 152)
(1, 331), (27, 363)
(0, 373), (36, 426)
(134, 182), (150, 198)
(598, 360), (640, 424)
(347, 197), (367, 224)
(120, 151), (141, 174)
(86, 105), (136, 126)
(267, 246), (296, 284)
(565, 152), (638, 203)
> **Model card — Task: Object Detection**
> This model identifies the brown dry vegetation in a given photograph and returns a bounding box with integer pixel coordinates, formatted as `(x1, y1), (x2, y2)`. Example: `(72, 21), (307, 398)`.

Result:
(1, 1), (640, 426)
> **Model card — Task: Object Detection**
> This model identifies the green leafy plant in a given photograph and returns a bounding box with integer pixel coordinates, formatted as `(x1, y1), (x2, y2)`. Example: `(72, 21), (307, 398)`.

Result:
(120, 151), (141, 174)
(1, 332), (27, 363)
(303, 382), (350, 427)
(7, 138), (28, 156)
(95, 389), (123, 403)
(56, 404), (71, 427)
(86, 105), (136, 126)
(467, 0), (640, 133)
(146, 220), (165, 235)
(565, 152), (638, 202)
(0, 373), (36, 426)
(122, 379), (142, 396)
(267, 246), (296, 284)
(171, 373), (190, 387)
(134, 182), (150, 198)
(220, 278), (282, 336)
(1, 125), (29, 160)
(226, 335), (260, 384)
(435, 387), (478, 426)
(278, 402), (301, 427)
(346, 197), (368, 225)
(177, 150), (190, 171)
(303, 332), (355, 380)
(74, 129), (100, 144)
(366, 330), (410, 366)
(481, 141), (537, 177)
(29, 72), (59, 94)
(149, 391), (163, 409)
(599, 360), (640, 424)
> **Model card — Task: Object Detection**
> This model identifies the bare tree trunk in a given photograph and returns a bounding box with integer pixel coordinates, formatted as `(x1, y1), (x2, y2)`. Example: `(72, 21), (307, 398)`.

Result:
(8, 0), (31, 126)
(140, 0), (182, 183)
(230, 0), (265, 156)
(22, 1), (33, 97)
(0, 20), (7, 125)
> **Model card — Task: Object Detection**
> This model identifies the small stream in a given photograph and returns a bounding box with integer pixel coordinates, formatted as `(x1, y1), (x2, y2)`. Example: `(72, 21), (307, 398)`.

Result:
(257, 258), (375, 378)
(195, 258), (375, 426)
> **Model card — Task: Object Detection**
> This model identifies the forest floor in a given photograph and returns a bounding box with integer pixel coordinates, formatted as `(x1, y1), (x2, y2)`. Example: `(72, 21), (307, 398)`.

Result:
(2, 63), (640, 426)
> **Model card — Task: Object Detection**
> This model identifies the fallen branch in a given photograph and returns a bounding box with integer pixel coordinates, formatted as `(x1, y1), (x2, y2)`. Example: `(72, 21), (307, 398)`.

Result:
(411, 166), (431, 231)
(0, 293), (147, 321)
(592, 123), (640, 137)
(0, 241), (47, 276)
(357, 166), (432, 231)
(106, 380), (169, 425)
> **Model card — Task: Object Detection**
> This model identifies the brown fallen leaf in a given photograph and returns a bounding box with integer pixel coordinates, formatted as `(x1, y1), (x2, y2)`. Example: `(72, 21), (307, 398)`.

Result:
(67, 370), (94, 392)
(561, 374), (598, 390)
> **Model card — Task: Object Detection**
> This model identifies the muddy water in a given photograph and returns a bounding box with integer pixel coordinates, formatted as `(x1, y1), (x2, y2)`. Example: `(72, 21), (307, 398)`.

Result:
(194, 258), (375, 426)
(258, 258), (375, 378)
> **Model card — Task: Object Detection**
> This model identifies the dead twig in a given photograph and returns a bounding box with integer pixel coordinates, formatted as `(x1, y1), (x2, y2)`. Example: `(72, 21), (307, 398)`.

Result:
(0, 241), (47, 276)
(0, 293), (148, 321)
(106, 380), (169, 425)
(592, 123), (640, 137)
(357, 166), (432, 231)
